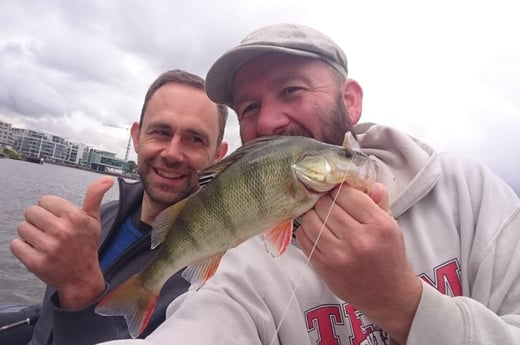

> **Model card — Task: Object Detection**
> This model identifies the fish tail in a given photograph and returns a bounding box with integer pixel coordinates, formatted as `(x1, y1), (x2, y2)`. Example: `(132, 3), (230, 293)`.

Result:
(95, 274), (159, 338)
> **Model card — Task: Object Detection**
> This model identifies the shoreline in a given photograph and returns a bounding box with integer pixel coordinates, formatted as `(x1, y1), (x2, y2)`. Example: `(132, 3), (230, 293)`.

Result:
(2, 157), (139, 180)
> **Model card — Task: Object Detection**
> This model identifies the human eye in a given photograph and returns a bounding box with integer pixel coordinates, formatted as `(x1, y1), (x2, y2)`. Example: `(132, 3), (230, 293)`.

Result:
(151, 129), (169, 136)
(147, 126), (171, 139)
(184, 131), (208, 147)
(186, 136), (204, 145)
(283, 86), (302, 96)
(238, 102), (259, 120)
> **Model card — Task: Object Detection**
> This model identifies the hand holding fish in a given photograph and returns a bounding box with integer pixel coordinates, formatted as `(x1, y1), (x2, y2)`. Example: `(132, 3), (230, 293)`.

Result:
(10, 176), (114, 309)
(295, 182), (422, 344)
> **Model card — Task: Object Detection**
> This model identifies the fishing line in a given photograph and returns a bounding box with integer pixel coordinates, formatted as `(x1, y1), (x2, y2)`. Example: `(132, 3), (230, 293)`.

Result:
(268, 158), (355, 345)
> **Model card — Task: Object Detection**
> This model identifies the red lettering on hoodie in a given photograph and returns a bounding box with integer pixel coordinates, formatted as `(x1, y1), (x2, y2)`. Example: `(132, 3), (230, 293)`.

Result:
(344, 304), (375, 345)
(303, 259), (461, 344)
(419, 259), (462, 296)
(306, 305), (343, 345)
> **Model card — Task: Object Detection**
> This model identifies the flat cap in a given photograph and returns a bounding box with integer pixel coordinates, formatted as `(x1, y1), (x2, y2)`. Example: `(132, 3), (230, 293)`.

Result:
(205, 23), (348, 105)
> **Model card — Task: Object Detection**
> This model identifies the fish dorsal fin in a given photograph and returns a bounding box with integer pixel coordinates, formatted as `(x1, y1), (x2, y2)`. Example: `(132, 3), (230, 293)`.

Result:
(198, 171), (217, 187)
(342, 131), (361, 151)
(151, 196), (191, 249)
(182, 253), (224, 289)
(262, 219), (294, 257)
(198, 162), (232, 187)
(198, 136), (280, 186)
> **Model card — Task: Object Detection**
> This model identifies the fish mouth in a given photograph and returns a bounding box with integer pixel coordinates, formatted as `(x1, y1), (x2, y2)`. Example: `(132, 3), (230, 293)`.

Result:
(297, 175), (337, 194)
(293, 149), (374, 194)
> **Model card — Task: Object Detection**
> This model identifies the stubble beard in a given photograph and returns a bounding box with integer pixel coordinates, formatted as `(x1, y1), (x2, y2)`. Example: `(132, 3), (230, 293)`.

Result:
(138, 160), (199, 206)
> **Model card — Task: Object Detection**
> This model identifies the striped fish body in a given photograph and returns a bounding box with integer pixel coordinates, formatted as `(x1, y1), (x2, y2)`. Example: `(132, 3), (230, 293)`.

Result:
(96, 134), (375, 337)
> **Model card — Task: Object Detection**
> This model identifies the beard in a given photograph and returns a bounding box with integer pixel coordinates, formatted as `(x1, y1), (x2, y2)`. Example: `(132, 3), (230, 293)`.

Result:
(315, 91), (355, 145)
(137, 159), (199, 206)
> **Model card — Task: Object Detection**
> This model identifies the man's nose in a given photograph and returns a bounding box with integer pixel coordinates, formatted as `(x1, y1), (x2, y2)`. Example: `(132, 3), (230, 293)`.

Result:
(160, 137), (185, 162)
(255, 100), (290, 136)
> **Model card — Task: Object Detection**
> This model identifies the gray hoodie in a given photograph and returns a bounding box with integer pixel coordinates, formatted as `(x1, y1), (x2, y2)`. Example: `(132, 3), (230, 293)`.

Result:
(101, 123), (520, 345)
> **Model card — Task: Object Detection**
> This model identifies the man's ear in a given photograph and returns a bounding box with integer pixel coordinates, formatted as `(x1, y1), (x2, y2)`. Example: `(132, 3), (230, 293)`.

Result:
(214, 141), (228, 162)
(343, 79), (363, 125)
(130, 122), (140, 153)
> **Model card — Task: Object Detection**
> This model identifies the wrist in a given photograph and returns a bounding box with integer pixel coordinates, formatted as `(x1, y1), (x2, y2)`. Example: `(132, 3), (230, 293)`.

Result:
(365, 275), (422, 344)
(57, 274), (106, 310)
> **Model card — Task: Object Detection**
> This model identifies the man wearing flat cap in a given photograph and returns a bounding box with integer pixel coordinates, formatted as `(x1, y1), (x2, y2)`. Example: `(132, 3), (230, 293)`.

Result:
(101, 23), (520, 345)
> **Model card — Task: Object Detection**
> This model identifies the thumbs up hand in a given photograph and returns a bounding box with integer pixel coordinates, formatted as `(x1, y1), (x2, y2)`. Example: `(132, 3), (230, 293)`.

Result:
(10, 176), (115, 309)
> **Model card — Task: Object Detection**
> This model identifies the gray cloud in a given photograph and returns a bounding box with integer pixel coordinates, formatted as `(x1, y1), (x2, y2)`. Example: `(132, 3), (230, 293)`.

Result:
(0, 0), (518, 198)
(0, 0), (308, 154)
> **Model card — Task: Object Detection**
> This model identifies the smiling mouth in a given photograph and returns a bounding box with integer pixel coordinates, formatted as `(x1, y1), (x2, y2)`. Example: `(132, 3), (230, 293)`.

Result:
(155, 168), (185, 179)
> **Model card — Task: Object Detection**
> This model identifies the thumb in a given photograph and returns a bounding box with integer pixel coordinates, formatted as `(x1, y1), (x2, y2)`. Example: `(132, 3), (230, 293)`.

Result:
(82, 176), (115, 220)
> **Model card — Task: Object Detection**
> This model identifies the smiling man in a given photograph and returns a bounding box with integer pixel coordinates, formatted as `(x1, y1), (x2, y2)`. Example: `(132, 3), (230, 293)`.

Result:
(9, 69), (228, 345)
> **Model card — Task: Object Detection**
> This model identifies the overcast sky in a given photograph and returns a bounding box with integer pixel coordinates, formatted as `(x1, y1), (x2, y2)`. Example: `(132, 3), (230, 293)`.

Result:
(0, 0), (518, 194)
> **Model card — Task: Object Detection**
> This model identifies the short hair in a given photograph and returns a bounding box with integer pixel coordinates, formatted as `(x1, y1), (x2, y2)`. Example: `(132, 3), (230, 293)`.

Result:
(140, 69), (228, 144)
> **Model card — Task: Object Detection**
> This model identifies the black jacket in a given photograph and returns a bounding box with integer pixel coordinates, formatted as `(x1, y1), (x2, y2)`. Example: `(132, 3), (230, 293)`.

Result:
(28, 177), (190, 345)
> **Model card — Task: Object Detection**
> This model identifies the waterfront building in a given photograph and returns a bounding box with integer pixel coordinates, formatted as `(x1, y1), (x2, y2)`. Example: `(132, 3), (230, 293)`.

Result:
(0, 120), (15, 146)
(12, 128), (68, 162)
(0, 120), (127, 173)
(82, 148), (125, 174)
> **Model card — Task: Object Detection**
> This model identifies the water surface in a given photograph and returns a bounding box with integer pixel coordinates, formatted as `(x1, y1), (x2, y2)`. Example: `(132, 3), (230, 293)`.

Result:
(0, 159), (119, 304)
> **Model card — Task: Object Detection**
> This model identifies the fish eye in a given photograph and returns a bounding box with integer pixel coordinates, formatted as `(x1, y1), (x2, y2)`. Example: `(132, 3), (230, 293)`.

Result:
(343, 149), (353, 158)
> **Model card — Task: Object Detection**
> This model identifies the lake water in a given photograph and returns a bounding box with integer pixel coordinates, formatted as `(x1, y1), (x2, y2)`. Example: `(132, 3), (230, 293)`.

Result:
(0, 158), (120, 305)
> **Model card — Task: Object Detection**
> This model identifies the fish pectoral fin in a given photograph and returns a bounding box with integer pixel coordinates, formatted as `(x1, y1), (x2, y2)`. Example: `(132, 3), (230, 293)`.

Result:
(182, 254), (223, 289)
(262, 219), (294, 257)
(150, 196), (191, 249)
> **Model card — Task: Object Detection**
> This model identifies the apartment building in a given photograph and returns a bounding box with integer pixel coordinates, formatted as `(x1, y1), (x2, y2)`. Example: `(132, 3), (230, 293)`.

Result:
(0, 120), (15, 146)
(0, 120), (126, 173)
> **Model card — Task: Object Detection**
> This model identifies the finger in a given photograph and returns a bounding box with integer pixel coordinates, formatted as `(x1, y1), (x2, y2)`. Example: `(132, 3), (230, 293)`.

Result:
(312, 194), (360, 239)
(331, 184), (386, 224)
(16, 220), (51, 250)
(36, 195), (77, 217)
(10, 237), (44, 270)
(368, 182), (390, 213)
(24, 204), (60, 234)
(295, 227), (314, 257)
(296, 210), (338, 254)
(82, 176), (114, 221)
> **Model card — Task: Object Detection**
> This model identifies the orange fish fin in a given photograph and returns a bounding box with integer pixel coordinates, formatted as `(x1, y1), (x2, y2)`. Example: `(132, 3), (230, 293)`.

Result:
(150, 196), (191, 249)
(182, 253), (223, 289)
(95, 274), (159, 338)
(262, 219), (293, 257)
